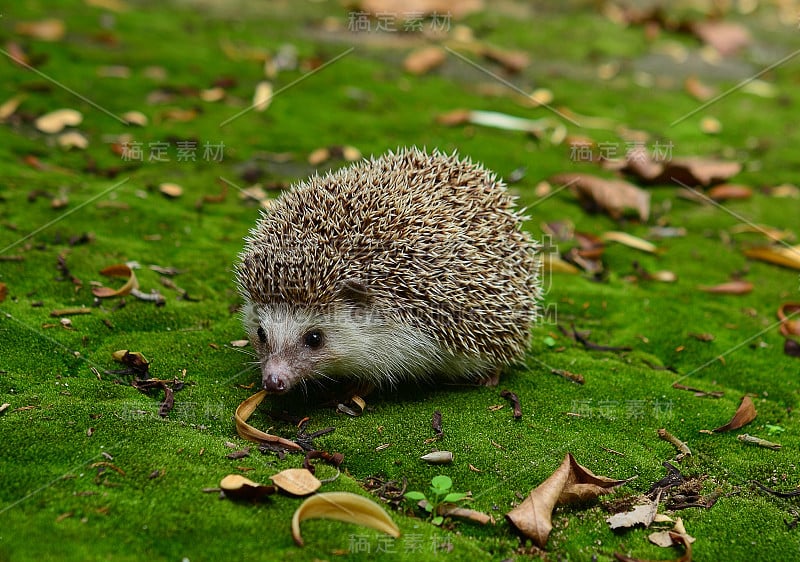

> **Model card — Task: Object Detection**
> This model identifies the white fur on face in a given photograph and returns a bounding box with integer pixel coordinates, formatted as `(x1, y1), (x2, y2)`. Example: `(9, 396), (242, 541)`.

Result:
(241, 300), (493, 392)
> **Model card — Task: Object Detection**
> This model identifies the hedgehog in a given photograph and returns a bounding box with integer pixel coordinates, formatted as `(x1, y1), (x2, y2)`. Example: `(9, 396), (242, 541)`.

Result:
(235, 147), (541, 394)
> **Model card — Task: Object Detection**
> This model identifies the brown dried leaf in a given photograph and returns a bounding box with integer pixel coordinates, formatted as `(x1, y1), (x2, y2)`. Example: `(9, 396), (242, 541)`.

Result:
(15, 19), (66, 41)
(270, 468), (321, 496)
(506, 453), (631, 547)
(617, 531), (693, 562)
(111, 350), (150, 375)
(92, 263), (139, 297)
(607, 496), (659, 530)
(551, 173), (649, 221)
(691, 20), (751, 56)
(744, 245), (800, 270)
(778, 303), (800, 338)
(220, 474), (276, 501)
(159, 183), (183, 198)
(403, 46), (446, 75)
(0, 95), (26, 121)
(713, 395), (757, 433)
(708, 184), (752, 201)
(602, 231), (658, 253)
(234, 390), (303, 451)
(649, 517), (696, 548)
(684, 76), (715, 101)
(292, 491), (400, 547)
(662, 157), (741, 187)
(698, 280), (753, 295)
(360, 0), (483, 19)
(482, 45), (529, 73)
(57, 131), (88, 150)
(122, 111), (148, 126)
(0, 282), (6, 303)
(35, 108), (83, 134)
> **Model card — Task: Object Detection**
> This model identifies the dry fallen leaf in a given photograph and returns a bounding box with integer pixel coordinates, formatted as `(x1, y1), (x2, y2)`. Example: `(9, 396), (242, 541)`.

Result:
(220, 474), (276, 501)
(159, 183), (183, 198)
(270, 468), (321, 496)
(253, 81), (272, 112)
(92, 263), (139, 298)
(602, 231), (658, 253)
(551, 173), (650, 221)
(403, 45), (446, 75)
(691, 20), (751, 56)
(122, 110), (148, 126)
(607, 494), (659, 530)
(0, 282), (7, 302)
(713, 395), (757, 433)
(360, 0), (483, 19)
(35, 108), (83, 134)
(684, 76), (715, 101)
(506, 453), (632, 547)
(708, 184), (752, 201)
(698, 280), (753, 295)
(15, 19), (66, 41)
(616, 530), (692, 562)
(292, 491), (400, 547)
(57, 131), (88, 150)
(0, 95), (26, 121)
(234, 390), (303, 451)
(778, 303), (800, 338)
(649, 517), (696, 548)
(744, 245), (800, 270)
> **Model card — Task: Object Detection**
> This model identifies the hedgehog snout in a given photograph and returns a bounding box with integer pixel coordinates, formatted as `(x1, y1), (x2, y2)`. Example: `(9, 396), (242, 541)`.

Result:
(262, 357), (293, 393)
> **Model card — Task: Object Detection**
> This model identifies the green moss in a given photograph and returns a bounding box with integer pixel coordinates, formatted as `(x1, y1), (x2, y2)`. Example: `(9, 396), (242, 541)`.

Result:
(1, 1), (800, 560)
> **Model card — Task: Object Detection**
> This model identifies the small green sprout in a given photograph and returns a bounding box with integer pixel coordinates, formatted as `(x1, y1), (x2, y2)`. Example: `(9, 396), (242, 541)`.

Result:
(404, 475), (468, 525)
(765, 424), (785, 436)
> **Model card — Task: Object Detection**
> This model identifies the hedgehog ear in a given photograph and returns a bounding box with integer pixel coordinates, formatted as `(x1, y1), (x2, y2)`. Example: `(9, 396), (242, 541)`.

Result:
(337, 278), (372, 306)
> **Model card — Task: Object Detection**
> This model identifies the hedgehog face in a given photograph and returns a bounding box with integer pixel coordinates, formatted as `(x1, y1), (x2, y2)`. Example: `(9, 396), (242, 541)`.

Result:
(243, 303), (338, 393)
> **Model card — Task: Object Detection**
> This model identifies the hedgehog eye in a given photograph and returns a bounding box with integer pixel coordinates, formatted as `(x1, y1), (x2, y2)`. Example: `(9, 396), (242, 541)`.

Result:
(256, 326), (267, 343)
(303, 329), (324, 349)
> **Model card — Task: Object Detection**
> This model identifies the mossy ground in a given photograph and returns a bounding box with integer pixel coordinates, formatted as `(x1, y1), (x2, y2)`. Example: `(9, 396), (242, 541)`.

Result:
(1, 1), (799, 561)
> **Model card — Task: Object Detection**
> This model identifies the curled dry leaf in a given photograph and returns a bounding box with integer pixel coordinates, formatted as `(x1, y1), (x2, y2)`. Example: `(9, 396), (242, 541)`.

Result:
(270, 468), (321, 496)
(698, 280), (753, 295)
(235, 390), (302, 451)
(713, 395), (757, 433)
(220, 474), (276, 501)
(744, 245), (800, 270)
(550, 173), (650, 221)
(57, 131), (88, 150)
(649, 517), (696, 548)
(617, 530), (692, 562)
(778, 303), (800, 338)
(35, 108), (83, 134)
(159, 183), (183, 198)
(92, 263), (139, 297)
(506, 453), (632, 548)
(111, 350), (150, 375)
(607, 495), (659, 530)
(122, 111), (148, 126)
(440, 505), (493, 525)
(0, 282), (6, 303)
(253, 81), (272, 112)
(292, 491), (400, 547)
(403, 45), (446, 75)
(602, 231), (658, 253)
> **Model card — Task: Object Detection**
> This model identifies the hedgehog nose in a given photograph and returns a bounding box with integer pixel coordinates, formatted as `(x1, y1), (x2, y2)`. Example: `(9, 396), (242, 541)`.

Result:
(263, 373), (286, 393)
